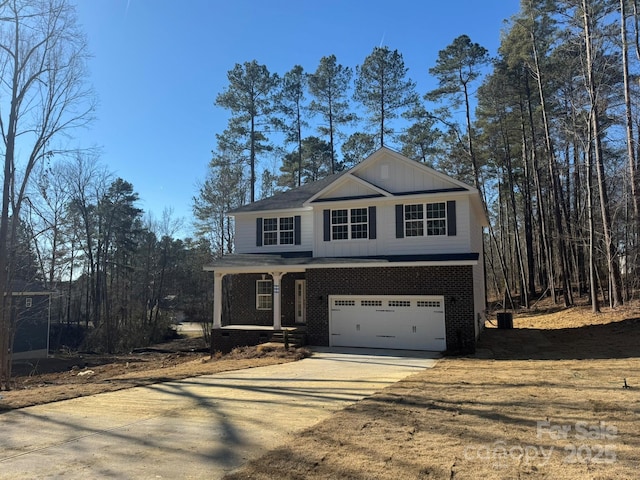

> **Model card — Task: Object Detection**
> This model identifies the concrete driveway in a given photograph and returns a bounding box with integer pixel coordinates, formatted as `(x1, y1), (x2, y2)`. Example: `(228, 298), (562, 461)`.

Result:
(0, 347), (438, 479)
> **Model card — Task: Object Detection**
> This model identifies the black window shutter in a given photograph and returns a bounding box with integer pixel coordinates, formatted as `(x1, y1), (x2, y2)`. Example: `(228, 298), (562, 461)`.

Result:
(368, 206), (376, 239)
(447, 200), (457, 236)
(256, 217), (263, 246)
(323, 209), (331, 241)
(294, 215), (301, 245)
(395, 204), (404, 238)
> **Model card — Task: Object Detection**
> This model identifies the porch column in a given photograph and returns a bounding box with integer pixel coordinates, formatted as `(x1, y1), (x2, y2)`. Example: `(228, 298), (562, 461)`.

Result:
(270, 272), (284, 330)
(213, 272), (225, 329)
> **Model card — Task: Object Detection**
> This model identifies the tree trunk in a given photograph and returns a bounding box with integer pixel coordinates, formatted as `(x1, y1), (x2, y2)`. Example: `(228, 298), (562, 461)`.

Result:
(586, 147), (600, 313)
(582, 0), (624, 307)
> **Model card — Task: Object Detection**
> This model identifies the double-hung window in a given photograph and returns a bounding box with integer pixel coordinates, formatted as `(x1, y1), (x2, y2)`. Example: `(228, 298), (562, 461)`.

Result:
(404, 204), (424, 237)
(256, 280), (272, 310)
(263, 217), (294, 246)
(426, 202), (446, 236)
(404, 202), (446, 237)
(331, 208), (368, 240)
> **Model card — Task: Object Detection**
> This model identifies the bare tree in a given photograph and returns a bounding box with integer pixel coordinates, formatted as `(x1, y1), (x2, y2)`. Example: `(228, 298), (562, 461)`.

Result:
(0, 0), (95, 389)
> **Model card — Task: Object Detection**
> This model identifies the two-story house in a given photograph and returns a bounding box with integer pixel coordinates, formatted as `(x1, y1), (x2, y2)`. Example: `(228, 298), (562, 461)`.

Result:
(205, 147), (488, 353)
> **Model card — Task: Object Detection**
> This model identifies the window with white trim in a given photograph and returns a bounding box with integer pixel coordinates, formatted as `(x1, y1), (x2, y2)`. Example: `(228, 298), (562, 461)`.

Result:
(263, 216), (294, 246)
(405, 202), (446, 237)
(256, 280), (272, 310)
(404, 204), (424, 237)
(332, 208), (368, 240)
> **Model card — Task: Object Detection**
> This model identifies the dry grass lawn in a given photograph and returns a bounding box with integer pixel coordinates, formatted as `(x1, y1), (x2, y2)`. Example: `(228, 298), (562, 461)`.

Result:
(226, 302), (640, 480)
(1, 338), (309, 411)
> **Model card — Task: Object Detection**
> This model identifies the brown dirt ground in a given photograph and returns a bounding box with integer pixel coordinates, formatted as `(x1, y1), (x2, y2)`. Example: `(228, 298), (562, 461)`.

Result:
(1, 337), (309, 412)
(225, 301), (640, 480)
(3, 303), (640, 479)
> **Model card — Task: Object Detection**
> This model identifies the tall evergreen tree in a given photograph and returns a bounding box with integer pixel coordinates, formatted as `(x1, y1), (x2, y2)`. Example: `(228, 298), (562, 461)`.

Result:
(427, 35), (490, 191)
(341, 132), (377, 169)
(308, 55), (355, 174)
(354, 46), (418, 148)
(275, 65), (308, 186)
(215, 60), (279, 202)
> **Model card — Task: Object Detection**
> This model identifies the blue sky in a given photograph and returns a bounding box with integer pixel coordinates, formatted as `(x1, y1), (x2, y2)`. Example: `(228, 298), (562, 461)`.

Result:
(73, 0), (520, 237)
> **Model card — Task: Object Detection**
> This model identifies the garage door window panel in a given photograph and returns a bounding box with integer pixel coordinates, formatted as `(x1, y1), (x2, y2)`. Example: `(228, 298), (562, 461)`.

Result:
(389, 300), (411, 307)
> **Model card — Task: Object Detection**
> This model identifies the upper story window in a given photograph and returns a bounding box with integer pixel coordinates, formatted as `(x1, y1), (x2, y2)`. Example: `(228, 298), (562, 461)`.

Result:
(331, 207), (368, 240)
(323, 207), (376, 242)
(404, 202), (446, 236)
(263, 217), (294, 245)
(257, 216), (300, 247)
(398, 201), (455, 238)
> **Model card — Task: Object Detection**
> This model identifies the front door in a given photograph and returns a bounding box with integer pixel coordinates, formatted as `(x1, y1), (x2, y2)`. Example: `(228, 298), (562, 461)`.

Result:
(295, 279), (306, 323)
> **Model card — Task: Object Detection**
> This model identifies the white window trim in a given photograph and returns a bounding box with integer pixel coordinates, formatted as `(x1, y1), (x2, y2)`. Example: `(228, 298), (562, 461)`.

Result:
(331, 208), (368, 241)
(256, 279), (273, 310)
(404, 202), (447, 237)
(263, 216), (294, 246)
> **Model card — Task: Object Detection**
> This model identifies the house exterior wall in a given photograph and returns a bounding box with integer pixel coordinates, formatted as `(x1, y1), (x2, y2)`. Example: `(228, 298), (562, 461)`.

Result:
(323, 179), (380, 198)
(305, 265), (476, 352)
(353, 154), (455, 193)
(312, 196), (473, 258)
(223, 272), (304, 327)
(234, 211), (314, 254)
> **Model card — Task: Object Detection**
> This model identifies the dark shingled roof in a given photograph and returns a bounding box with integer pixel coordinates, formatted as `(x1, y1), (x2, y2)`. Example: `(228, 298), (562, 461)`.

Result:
(229, 171), (348, 214)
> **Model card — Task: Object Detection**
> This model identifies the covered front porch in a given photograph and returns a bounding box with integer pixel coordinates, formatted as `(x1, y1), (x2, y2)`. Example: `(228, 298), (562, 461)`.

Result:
(203, 253), (315, 352)
(209, 269), (307, 331)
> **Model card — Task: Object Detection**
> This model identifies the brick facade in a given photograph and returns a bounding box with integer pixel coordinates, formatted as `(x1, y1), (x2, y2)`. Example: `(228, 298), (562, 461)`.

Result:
(220, 265), (476, 353)
(224, 272), (305, 327)
(305, 265), (475, 352)
(211, 328), (272, 354)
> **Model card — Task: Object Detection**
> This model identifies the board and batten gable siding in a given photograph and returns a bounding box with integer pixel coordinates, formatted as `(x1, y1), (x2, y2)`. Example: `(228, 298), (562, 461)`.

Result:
(313, 196), (473, 258)
(234, 211), (314, 254)
(321, 177), (382, 199)
(352, 155), (460, 193)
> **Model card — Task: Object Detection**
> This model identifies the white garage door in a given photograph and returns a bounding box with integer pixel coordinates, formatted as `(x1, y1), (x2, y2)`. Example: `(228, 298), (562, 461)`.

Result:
(329, 295), (446, 351)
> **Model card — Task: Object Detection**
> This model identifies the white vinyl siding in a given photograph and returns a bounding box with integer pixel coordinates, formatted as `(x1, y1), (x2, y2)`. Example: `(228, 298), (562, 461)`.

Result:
(234, 212), (313, 254)
(314, 199), (472, 258)
(354, 156), (457, 194)
(469, 212), (486, 338)
(324, 180), (380, 198)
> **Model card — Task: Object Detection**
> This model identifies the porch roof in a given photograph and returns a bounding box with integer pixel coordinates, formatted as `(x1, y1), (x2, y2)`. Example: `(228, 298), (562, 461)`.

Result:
(203, 252), (479, 274)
